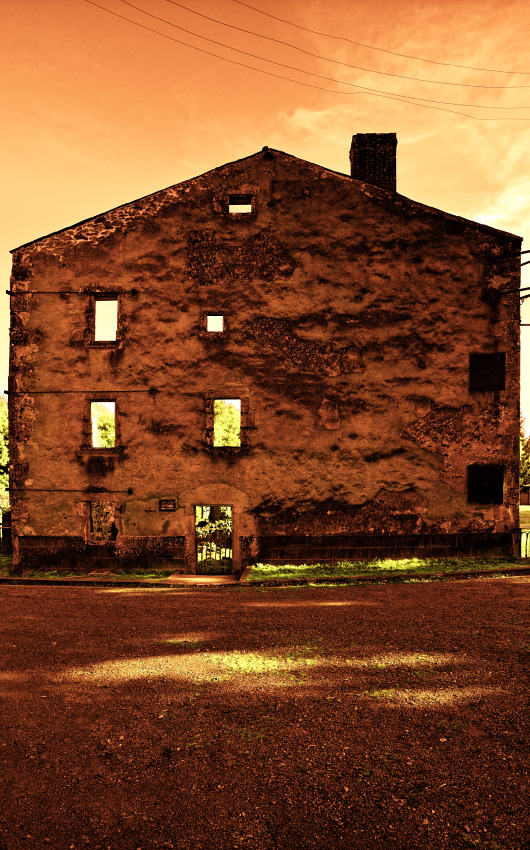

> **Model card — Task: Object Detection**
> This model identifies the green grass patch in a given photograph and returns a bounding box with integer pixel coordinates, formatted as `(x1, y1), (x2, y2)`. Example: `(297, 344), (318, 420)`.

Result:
(0, 553), (13, 577)
(2, 561), (174, 580)
(246, 557), (521, 582)
(110, 569), (174, 579)
(21, 569), (83, 578)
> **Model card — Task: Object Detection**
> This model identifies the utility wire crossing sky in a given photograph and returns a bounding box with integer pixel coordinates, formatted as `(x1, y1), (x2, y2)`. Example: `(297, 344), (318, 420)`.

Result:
(86, 0), (530, 120)
(2, 0), (530, 422)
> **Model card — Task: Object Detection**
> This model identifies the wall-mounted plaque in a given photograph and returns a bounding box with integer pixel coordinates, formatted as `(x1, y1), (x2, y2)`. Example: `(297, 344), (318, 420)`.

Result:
(159, 499), (176, 512)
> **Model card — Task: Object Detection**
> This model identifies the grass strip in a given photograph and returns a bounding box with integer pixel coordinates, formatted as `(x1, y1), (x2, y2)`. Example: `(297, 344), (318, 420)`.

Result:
(246, 557), (523, 581)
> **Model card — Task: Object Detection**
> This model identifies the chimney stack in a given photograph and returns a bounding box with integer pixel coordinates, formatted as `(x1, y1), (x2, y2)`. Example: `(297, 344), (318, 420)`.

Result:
(349, 133), (397, 191)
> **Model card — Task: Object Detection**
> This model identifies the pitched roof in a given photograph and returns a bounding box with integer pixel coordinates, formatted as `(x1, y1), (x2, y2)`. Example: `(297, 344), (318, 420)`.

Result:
(11, 147), (521, 254)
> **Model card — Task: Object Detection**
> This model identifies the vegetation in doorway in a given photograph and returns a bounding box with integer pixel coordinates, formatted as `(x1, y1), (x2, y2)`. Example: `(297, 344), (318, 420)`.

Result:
(195, 505), (233, 574)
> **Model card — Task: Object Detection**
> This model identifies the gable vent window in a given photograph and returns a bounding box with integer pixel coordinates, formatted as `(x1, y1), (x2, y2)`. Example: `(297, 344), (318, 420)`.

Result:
(467, 464), (504, 505)
(207, 315), (224, 332)
(229, 194), (252, 214)
(469, 353), (505, 392)
(91, 401), (116, 448)
(95, 297), (118, 342)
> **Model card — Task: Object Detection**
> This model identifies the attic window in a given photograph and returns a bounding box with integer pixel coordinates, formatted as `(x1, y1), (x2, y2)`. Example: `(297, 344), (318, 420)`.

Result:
(467, 464), (504, 505)
(213, 399), (241, 447)
(207, 315), (224, 332)
(91, 401), (116, 448)
(229, 194), (252, 214)
(95, 297), (118, 342)
(469, 353), (505, 392)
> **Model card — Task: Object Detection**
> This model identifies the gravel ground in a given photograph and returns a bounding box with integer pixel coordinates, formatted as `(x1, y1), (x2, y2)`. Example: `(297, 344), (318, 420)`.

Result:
(0, 577), (528, 850)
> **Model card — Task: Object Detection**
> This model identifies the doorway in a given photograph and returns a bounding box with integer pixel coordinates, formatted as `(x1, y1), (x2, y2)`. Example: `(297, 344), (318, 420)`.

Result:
(195, 505), (233, 574)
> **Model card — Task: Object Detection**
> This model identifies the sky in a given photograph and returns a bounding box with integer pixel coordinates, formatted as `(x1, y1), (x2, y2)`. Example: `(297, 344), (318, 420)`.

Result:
(2, 0), (530, 420)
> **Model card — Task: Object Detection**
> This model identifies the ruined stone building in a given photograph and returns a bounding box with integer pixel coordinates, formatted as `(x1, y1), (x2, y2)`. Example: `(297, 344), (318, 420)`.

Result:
(8, 134), (521, 574)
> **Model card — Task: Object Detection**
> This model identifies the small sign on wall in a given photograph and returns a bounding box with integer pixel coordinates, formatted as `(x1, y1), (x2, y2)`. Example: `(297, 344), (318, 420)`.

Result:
(159, 499), (176, 512)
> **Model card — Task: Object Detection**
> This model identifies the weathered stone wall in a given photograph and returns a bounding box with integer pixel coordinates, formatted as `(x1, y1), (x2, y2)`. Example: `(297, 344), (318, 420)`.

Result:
(8, 147), (521, 571)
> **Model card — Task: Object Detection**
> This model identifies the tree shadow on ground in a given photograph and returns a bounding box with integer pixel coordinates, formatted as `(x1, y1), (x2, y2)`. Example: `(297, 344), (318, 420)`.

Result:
(0, 579), (528, 850)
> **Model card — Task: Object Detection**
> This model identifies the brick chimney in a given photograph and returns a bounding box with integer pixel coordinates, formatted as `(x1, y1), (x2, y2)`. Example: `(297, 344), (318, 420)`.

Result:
(349, 133), (397, 191)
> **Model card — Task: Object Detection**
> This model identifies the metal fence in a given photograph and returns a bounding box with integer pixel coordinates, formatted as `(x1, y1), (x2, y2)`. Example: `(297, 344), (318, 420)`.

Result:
(196, 534), (233, 574)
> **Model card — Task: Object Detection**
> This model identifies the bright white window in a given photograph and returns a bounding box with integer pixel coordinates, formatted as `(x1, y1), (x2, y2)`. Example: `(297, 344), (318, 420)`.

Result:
(228, 194), (252, 214)
(91, 401), (115, 448)
(95, 298), (118, 341)
(206, 315), (224, 332)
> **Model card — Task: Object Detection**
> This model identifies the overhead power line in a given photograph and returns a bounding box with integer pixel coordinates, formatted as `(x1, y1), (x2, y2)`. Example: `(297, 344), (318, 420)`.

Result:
(231, 0), (530, 76)
(115, 0), (530, 111)
(162, 0), (530, 89)
(85, 1), (530, 120)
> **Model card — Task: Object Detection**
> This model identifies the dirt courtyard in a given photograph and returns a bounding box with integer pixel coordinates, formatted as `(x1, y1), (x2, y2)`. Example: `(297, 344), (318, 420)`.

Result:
(0, 577), (528, 850)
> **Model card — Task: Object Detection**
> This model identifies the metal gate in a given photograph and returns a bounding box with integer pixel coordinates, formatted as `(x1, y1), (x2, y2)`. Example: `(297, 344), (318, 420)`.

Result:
(195, 506), (233, 574)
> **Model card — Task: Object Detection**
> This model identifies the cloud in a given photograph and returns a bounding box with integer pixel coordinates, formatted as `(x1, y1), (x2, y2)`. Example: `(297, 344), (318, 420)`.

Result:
(472, 179), (530, 238)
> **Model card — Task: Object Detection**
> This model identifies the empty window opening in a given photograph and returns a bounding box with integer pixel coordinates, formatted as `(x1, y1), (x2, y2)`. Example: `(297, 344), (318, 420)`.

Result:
(90, 501), (118, 542)
(91, 401), (115, 448)
(229, 194), (252, 214)
(195, 505), (232, 574)
(95, 298), (118, 341)
(467, 464), (504, 505)
(469, 353), (505, 392)
(207, 314), (224, 332)
(213, 399), (241, 447)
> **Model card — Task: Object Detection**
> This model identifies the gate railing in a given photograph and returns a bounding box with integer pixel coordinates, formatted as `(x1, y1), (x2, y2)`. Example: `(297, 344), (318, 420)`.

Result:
(520, 530), (530, 557)
(196, 532), (233, 573)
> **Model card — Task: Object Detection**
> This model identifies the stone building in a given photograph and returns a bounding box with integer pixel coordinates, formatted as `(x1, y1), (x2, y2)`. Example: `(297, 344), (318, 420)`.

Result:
(8, 134), (521, 575)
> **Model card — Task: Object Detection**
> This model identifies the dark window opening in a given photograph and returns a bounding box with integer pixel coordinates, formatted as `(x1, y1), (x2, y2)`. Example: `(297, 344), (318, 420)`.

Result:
(91, 401), (115, 448)
(469, 353), (505, 392)
(213, 399), (241, 447)
(159, 499), (176, 512)
(229, 194), (252, 214)
(467, 464), (504, 504)
(95, 297), (118, 342)
(195, 505), (233, 574)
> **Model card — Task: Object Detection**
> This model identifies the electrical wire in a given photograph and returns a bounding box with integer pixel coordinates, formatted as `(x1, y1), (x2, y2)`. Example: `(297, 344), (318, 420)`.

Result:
(230, 0), (530, 76)
(115, 0), (530, 111)
(85, 1), (530, 120)
(162, 0), (530, 89)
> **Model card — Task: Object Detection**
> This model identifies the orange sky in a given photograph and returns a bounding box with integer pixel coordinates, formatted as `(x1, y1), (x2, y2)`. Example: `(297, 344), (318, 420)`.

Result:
(2, 0), (530, 418)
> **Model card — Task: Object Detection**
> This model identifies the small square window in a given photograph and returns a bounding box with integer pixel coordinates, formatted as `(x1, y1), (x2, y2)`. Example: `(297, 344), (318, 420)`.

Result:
(467, 464), (504, 504)
(469, 353), (505, 392)
(229, 194), (252, 214)
(213, 399), (241, 447)
(91, 401), (115, 448)
(207, 315), (224, 332)
(94, 298), (118, 342)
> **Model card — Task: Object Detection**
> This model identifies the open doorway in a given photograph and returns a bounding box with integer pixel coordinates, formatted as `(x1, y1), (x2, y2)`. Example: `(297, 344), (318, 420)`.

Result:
(195, 505), (233, 574)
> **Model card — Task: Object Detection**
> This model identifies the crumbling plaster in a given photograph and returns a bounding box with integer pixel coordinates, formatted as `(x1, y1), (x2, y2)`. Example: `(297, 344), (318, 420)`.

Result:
(9, 148), (520, 567)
